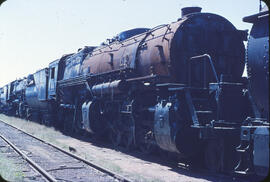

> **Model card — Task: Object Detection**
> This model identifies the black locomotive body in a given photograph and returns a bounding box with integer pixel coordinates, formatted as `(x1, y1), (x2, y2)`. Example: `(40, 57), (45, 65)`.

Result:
(235, 5), (269, 177)
(0, 79), (27, 116)
(0, 6), (268, 178)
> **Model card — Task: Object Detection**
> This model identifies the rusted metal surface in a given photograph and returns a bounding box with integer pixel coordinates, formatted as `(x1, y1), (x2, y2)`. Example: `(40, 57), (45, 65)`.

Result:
(76, 11), (245, 88)
(81, 32), (147, 75)
(136, 23), (177, 78)
(137, 12), (245, 85)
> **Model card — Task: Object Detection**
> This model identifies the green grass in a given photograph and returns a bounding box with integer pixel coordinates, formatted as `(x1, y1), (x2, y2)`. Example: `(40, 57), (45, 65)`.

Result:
(0, 114), (69, 149)
(0, 152), (24, 182)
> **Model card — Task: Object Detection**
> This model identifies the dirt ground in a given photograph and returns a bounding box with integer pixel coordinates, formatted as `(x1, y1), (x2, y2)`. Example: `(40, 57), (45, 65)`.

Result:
(55, 136), (220, 182)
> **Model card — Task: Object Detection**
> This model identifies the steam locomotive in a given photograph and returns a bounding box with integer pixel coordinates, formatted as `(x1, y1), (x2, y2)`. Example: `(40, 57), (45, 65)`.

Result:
(0, 6), (268, 177)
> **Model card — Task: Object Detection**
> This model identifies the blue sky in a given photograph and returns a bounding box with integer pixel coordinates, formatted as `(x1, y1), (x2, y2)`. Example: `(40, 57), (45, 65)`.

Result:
(0, 0), (266, 86)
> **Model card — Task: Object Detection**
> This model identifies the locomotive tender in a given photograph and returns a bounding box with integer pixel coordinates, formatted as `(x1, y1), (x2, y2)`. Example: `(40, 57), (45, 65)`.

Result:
(235, 5), (269, 177)
(0, 6), (269, 177)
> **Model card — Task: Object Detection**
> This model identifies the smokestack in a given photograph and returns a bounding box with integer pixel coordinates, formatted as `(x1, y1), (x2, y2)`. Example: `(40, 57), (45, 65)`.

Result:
(181, 7), (202, 17)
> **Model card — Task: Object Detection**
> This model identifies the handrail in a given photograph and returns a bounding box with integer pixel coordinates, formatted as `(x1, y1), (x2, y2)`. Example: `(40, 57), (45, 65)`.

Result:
(189, 54), (219, 88)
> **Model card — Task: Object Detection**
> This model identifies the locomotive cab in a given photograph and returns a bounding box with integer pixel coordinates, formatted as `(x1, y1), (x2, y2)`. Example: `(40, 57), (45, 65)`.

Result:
(48, 59), (60, 100)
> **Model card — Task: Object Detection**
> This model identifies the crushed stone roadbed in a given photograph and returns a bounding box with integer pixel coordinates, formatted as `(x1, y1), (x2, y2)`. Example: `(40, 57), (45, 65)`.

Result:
(0, 120), (119, 182)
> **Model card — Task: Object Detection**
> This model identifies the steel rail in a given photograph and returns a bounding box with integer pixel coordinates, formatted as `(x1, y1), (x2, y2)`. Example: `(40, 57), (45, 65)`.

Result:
(0, 134), (57, 182)
(0, 119), (133, 182)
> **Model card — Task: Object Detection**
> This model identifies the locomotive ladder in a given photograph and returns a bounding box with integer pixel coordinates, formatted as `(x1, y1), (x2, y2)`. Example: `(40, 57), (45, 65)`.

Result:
(234, 138), (254, 175)
(186, 89), (213, 126)
(167, 85), (213, 127)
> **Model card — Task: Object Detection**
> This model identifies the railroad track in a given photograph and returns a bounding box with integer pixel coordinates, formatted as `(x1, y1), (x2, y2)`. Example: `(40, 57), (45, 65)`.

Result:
(0, 134), (53, 182)
(0, 119), (132, 182)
